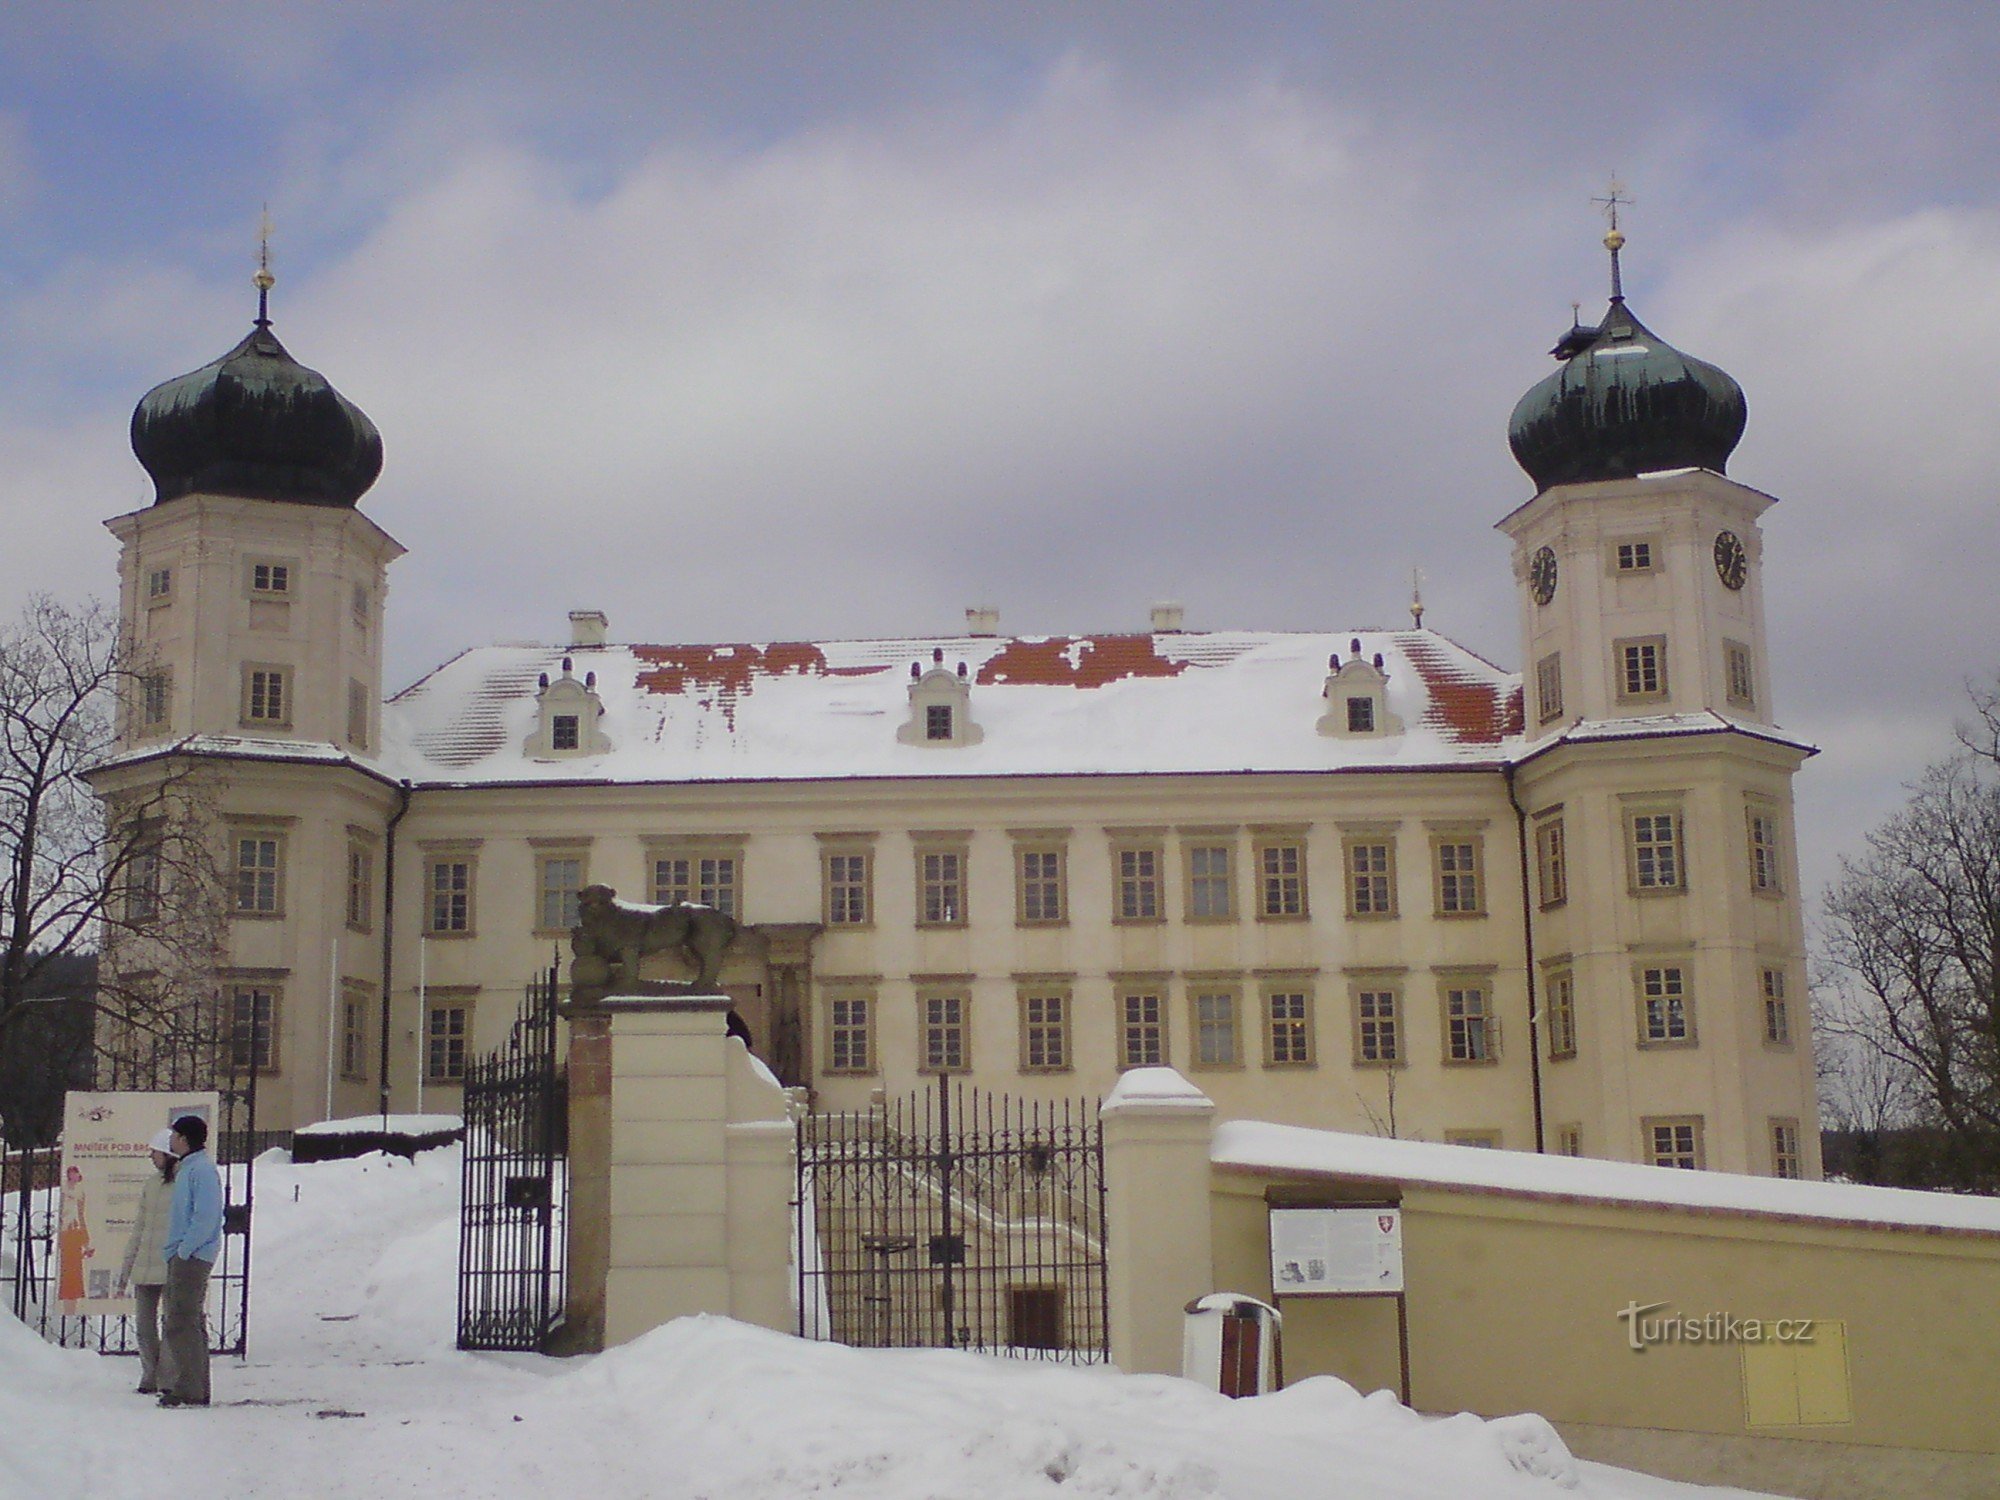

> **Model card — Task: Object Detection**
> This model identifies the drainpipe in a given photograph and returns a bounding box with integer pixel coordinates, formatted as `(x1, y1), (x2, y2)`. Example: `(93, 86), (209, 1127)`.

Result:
(377, 780), (413, 1121)
(1504, 762), (1547, 1154)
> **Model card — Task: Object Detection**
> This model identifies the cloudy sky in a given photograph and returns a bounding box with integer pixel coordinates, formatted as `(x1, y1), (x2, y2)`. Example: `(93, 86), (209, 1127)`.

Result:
(5, 2), (2000, 906)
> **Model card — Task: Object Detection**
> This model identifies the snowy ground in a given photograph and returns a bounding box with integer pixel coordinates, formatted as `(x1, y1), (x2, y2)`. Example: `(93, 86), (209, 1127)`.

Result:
(1, 1146), (1779, 1500)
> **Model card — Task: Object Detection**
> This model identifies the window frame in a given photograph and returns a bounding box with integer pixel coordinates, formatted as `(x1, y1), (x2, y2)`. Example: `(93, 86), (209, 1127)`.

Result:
(340, 986), (370, 1083)
(1253, 836), (1309, 921)
(649, 844), (743, 919)
(534, 850), (589, 936)
(1017, 985), (1072, 1073)
(230, 830), (285, 918)
(821, 842), (875, 928)
(1350, 980), (1402, 1067)
(423, 852), (476, 937)
(1615, 635), (1670, 701)
(1189, 986), (1241, 1070)
(1116, 984), (1168, 1070)
(1626, 807), (1687, 894)
(918, 989), (971, 1074)
(1725, 639), (1756, 708)
(245, 557), (296, 598)
(1535, 651), (1564, 724)
(1534, 814), (1567, 908)
(1554, 1123), (1583, 1157)
(1644, 1115), (1705, 1170)
(1013, 842), (1068, 927)
(824, 989), (876, 1075)
(1342, 836), (1397, 919)
(925, 703), (954, 742)
(1430, 833), (1486, 917)
(1544, 965), (1577, 1059)
(1261, 983), (1316, 1068)
(425, 997), (472, 1084)
(345, 839), (374, 934)
(1440, 978), (1498, 1064)
(1612, 538), (1658, 574)
(1112, 840), (1166, 925)
(228, 984), (281, 1074)
(1747, 807), (1783, 896)
(1761, 967), (1792, 1047)
(915, 843), (970, 928)
(240, 662), (292, 729)
(1635, 963), (1697, 1048)
(1182, 839), (1237, 923)
(145, 565), (174, 603)
(1771, 1118), (1803, 1179)
(139, 668), (172, 735)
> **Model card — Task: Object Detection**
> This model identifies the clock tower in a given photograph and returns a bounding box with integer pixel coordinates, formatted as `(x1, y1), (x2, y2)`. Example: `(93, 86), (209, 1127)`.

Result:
(1495, 219), (1819, 1177)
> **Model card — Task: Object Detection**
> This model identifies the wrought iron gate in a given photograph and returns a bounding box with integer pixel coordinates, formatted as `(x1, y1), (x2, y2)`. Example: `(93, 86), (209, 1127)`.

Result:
(797, 1082), (1108, 1362)
(3, 1014), (262, 1357)
(456, 964), (567, 1351)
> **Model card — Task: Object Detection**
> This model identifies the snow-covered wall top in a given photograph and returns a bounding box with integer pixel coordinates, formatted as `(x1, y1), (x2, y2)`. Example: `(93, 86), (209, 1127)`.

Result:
(1213, 1122), (2000, 1237)
(375, 629), (1525, 786)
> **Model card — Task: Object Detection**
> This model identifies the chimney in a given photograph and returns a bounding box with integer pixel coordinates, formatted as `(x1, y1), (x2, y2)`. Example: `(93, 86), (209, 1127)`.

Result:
(569, 610), (608, 649)
(965, 606), (1001, 637)
(1150, 601), (1185, 634)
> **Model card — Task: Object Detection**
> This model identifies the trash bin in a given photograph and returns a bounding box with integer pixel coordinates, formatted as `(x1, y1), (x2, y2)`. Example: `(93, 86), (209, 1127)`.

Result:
(1182, 1292), (1282, 1396)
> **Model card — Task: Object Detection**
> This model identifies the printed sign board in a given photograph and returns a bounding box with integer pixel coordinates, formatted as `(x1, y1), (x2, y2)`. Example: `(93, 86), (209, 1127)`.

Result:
(1269, 1207), (1404, 1295)
(56, 1091), (218, 1315)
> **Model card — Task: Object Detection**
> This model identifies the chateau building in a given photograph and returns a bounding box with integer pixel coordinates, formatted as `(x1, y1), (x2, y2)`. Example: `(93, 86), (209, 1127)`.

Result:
(92, 234), (1819, 1176)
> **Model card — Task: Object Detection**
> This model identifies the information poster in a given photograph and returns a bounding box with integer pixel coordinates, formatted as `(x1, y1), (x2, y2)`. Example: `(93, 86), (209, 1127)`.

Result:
(1269, 1207), (1404, 1295)
(56, 1091), (218, 1315)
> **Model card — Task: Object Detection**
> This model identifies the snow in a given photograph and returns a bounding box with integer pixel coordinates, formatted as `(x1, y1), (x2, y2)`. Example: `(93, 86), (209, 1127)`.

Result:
(292, 1113), (463, 1137)
(1103, 1067), (1218, 1112)
(1214, 1123), (2000, 1237)
(0, 1142), (1785, 1499)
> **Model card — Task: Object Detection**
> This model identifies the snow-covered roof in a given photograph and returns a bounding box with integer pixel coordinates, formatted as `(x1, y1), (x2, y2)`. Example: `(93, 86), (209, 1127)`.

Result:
(379, 629), (1525, 786)
(1213, 1122), (2000, 1237)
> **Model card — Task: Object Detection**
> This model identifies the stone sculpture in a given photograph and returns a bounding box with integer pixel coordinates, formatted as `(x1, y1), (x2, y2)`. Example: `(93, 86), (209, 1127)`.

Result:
(568, 883), (738, 1004)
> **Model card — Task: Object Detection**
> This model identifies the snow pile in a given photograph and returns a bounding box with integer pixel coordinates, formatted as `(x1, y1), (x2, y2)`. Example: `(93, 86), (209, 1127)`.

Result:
(0, 1143), (1778, 1499)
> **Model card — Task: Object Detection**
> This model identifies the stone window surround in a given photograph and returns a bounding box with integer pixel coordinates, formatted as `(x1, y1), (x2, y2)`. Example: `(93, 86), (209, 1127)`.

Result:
(1746, 801), (1785, 897)
(1114, 975), (1170, 1071)
(645, 833), (747, 917)
(424, 986), (479, 1084)
(1533, 808), (1567, 909)
(1346, 966), (1406, 1067)
(240, 661), (293, 729)
(1339, 822), (1399, 920)
(1643, 1114), (1706, 1170)
(1251, 826), (1310, 922)
(226, 815), (294, 920)
(916, 982), (973, 1074)
(1015, 977), (1074, 1073)
(419, 839), (482, 938)
(1614, 634), (1670, 701)
(1107, 826), (1168, 926)
(530, 839), (591, 937)
(1634, 959), (1698, 1048)
(1009, 829), (1070, 927)
(1427, 821), (1489, 918)
(1259, 974), (1317, 1068)
(821, 984), (877, 1075)
(225, 976), (284, 1075)
(911, 830), (972, 929)
(1621, 797), (1689, 895)
(344, 826), (378, 934)
(1187, 982), (1242, 1070)
(339, 979), (374, 1082)
(1535, 651), (1564, 724)
(1178, 825), (1239, 924)
(817, 832), (877, 929)
(1438, 966), (1499, 1064)
(244, 555), (298, 598)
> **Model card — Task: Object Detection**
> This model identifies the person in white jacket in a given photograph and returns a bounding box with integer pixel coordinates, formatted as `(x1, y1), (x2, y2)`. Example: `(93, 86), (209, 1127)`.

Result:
(115, 1129), (179, 1395)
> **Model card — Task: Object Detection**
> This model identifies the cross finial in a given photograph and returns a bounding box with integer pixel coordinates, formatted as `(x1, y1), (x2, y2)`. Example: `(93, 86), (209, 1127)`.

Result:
(253, 205), (275, 327)
(1591, 177), (1632, 302)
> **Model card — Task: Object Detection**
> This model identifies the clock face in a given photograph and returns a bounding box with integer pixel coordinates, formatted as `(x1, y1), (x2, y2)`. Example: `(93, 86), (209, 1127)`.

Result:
(1714, 530), (1747, 590)
(1529, 546), (1559, 606)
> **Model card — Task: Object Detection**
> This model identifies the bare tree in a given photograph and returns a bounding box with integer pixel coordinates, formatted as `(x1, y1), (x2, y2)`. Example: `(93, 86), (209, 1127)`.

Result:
(0, 595), (227, 1149)
(1820, 755), (2000, 1188)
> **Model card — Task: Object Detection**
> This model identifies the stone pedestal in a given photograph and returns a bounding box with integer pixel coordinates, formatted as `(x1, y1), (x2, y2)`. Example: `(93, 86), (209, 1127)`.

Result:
(1101, 1067), (1217, 1376)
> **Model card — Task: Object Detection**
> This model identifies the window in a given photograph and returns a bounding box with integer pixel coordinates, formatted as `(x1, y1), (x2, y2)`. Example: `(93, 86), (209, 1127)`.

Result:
(1771, 1119), (1803, 1179)
(1762, 969), (1791, 1045)
(243, 665), (289, 726)
(1444, 1130), (1500, 1149)
(1545, 968), (1577, 1058)
(1353, 987), (1400, 1065)
(1629, 811), (1684, 891)
(140, 671), (171, 732)
(1192, 989), (1239, 1067)
(1646, 1117), (1704, 1170)
(248, 561), (292, 595)
(926, 704), (954, 741)
(551, 714), (580, 751)
(1638, 965), (1694, 1045)
(426, 858), (472, 934)
(1346, 697), (1375, 733)
(1015, 846), (1066, 925)
(917, 847), (967, 926)
(347, 679), (370, 750)
(537, 855), (585, 932)
(921, 992), (969, 1073)
(1617, 637), (1668, 699)
(341, 990), (370, 1081)
(351, 583), (371, 627)
(1615, 540), (1654, 572)
(229, 986), (279, 1073)
(1443, 984), (1495, 1063)
(1433, 837), (1484, 916)
(1535, 817), (1567, 907)
(826, 993), (874, 1073)
(426, 1003), (469, 1083)
(1115, 845), (1163, 922)
(126, 844), (162, 925)
(1185, 844), (1234, 920)
(346, 842), (373, 932)
(1554, 1124), (1583, 1157)
(146, 566), (173, 601)
(1118, 989), (1166, 1069)
(1255, 840), (1307, 919)
(1748, 811), (1782, 894)
(233, 834), (282, 915)
(1020, 989), (1070, 1071)
(1264, 988), (1313, 1066)
(1726, 641), (1756, 707)
(1344, 839), (1396, 917)
(652, 852), (740, 917)
(824, 848), (872, 926)
(1536, 652), (1563, 723)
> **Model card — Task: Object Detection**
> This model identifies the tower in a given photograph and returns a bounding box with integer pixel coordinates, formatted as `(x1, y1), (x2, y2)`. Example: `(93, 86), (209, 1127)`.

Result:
(1497, 209), (1818, 1176)
(97, 243), (405, 1128)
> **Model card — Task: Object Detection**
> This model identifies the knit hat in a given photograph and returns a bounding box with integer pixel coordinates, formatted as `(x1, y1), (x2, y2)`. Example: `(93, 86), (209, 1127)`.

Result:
(149, 1128), (178, 1154)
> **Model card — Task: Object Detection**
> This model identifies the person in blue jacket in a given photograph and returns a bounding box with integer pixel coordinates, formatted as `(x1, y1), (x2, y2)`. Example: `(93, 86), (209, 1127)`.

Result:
(159, 1113), (222, 1408)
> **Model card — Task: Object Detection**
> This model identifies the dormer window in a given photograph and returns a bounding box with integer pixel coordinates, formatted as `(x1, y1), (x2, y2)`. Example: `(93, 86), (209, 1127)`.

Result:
(898, 648), (984, 748)
(525, 657), (611, 759)
(1317, 641), (1403, 740)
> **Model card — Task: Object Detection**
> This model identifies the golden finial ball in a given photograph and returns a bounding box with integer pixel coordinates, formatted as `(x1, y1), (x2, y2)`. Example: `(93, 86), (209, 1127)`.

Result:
(253, 268), (275, 291)
(1603, 228), (1626, 252)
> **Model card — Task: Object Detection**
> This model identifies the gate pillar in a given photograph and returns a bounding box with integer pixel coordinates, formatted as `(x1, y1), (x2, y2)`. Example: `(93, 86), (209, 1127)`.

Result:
(578, 994), (792, 1349)
(1101, 1068), (1216, 1376)
(552, 1006), (612, 1353)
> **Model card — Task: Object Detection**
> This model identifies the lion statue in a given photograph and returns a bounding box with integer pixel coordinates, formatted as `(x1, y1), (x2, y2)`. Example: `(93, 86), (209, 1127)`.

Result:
(570, 883), (738, 999)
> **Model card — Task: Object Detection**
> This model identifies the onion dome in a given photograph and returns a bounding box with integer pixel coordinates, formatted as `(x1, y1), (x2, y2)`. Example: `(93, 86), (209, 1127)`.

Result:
(1507, 223), (1745, 492)
(131, 257), (382, 508)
